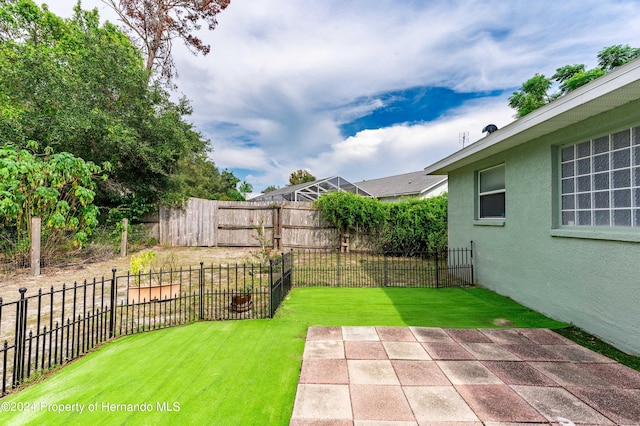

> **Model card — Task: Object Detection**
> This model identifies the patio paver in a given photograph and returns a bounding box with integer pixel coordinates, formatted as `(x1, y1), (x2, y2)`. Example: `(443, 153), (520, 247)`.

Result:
(421, 341), (476, 360)
(299, 359), (349, 384)
(348, 360), (399, 385)
(291, 384), (352, 421)
(382, 341), (431, 360)
(290, 327), (640, 425)
(391, 360), (451, 386)
(528, 361), (614, 387)
(350, 384), (415, 422)
(344, 340), (387, 359)
(511, 385), (614, 424)
(376, 326), (416, 342)
(460, 342), (522, 361)
(456, 384), (547, 423)
(409, 326), (452, 342)
(436, 360), (503, 385)
(566, 386), (640, 425)
(481, 360), (558, 386)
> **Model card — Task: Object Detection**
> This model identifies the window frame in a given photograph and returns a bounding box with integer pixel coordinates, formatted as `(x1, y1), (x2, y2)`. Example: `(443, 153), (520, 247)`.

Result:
(477, 163), (506, 220)
(559, 126), (640, 229)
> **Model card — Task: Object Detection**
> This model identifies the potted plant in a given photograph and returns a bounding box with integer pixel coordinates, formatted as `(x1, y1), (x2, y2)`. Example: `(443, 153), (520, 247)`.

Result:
(231, 283), (253, 312)
(127, 250), (180, 304)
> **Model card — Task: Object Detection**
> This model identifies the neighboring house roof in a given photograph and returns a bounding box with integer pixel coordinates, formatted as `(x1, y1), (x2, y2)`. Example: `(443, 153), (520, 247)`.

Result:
(250, 176), (372, 202)
(425, 57), (640, 175)
(354, 171), (447, 199)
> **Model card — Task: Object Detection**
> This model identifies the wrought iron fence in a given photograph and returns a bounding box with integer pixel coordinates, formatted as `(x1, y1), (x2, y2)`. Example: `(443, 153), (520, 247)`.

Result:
(0, 252), (294, 395)
(294, 246), (474, 288)
(0, 245), (473, 396)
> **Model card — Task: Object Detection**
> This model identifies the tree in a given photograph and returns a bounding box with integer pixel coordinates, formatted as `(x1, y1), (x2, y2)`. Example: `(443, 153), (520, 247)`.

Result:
(237, 181), (253, 199)
(551, 64), (586, 83)
(0, 143), (108, 257)
(508, 74), (553, 117)
(597, 44), (640, 71)
(1, 1), (153, 202)
(262, 185), (279, 193)
(557, 68), (604, 94)
(289, 169), (316, 186)
(103, 0), (231, 84)
(0, 0), (242, 215)
(157, 153), (238, 206)
(509, 44), (640, 117)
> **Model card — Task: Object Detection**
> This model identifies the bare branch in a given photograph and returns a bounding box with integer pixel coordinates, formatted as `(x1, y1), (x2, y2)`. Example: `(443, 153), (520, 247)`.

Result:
(102, 0), (231, 85)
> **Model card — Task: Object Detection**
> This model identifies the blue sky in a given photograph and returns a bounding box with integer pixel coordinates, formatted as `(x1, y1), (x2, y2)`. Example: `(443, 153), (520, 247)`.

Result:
(44, 0), (640, 192)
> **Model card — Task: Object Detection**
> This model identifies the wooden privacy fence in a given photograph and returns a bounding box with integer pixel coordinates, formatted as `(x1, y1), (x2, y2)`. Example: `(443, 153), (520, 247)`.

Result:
(152, 199), (347, 249)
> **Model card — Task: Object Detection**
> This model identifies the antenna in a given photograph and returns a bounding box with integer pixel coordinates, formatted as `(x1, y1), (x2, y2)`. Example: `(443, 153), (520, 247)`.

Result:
(459, 131), (469, 148)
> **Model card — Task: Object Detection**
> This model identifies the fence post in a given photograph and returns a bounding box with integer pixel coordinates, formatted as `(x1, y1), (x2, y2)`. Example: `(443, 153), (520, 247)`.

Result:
(269, 258), (274, 317)
(340, 234), (349, 253)
(336, 250), (341, 287)
(470, 241), (474, 284)
(30, 217), (41, 277)
(383, 255), (389, 287)
(13, 287), (28, 386)
(272, 205), (282, 250)
(435, 250), (440, 289)
(109, 268), (116, 338)
(199, 262), (204, 320)
(120, 218), (128, 257)
(290, 249), (294, 288)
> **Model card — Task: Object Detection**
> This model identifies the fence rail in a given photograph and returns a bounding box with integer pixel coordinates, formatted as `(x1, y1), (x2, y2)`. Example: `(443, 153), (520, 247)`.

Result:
(0, 246), (472, 396)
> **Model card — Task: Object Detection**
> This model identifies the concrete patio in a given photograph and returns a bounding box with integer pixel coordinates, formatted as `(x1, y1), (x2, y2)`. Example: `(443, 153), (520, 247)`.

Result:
(290, 326), (640, 425)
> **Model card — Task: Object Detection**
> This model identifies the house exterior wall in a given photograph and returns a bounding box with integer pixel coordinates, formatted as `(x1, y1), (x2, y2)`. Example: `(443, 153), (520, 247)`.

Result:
(377, 180), (449, 202)
(448, 99), (640, 355)
(419, 180), (448, 199)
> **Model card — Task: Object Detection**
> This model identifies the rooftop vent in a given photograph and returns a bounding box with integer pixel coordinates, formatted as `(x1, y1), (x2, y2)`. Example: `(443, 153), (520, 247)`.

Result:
(482, 124), (498, 134)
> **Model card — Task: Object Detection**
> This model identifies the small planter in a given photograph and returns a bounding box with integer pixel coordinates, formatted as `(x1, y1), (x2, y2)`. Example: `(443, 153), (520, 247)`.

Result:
(231, 293), (253, 313)
(128, 283), (180, 304)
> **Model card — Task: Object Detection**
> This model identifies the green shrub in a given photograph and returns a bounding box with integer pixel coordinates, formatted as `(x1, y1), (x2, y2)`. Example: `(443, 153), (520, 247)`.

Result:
(314, 192), (448, 255)
(313, 192), (387, 235)
(0, 143), (108, 256)
(379, 195), (447, 255)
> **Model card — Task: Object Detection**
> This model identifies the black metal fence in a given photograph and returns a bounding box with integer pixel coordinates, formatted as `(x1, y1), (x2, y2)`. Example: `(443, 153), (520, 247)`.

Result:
(0, 245), (473, 396)
(0, 251), (294, 395)
(294, 246), (474, 288)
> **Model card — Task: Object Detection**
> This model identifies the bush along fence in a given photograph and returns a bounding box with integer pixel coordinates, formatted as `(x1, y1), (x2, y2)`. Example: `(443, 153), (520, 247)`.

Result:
(0, 244), (473, 395)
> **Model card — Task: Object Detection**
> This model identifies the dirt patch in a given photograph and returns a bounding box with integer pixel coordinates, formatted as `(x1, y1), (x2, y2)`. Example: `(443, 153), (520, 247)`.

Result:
(0, 246), (256, 302)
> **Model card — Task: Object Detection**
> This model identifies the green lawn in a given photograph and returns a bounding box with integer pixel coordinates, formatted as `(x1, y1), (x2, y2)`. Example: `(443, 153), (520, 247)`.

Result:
(0, 287), (566, 425)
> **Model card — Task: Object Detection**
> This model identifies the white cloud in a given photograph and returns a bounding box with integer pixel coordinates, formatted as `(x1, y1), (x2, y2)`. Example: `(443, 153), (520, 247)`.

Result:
(176, 0), (640, 190)
(35, 0), (640, 192)
(305, 95), (515, 183)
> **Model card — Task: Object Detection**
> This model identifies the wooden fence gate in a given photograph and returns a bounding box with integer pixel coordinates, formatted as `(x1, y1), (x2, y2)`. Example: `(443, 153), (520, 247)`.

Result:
(153, 199), (343, 249)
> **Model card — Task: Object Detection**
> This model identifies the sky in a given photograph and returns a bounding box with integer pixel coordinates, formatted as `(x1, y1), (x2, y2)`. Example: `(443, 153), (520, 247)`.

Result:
(41, 0), (640, 192)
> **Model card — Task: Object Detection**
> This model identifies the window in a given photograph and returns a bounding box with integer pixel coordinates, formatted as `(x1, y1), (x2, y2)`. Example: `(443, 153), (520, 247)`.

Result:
(560, 126), (640, 227)
(478, 164), (505, 218)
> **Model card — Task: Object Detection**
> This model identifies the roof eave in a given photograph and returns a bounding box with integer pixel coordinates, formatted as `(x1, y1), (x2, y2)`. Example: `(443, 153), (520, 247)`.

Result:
(418, 176), (448, 195)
